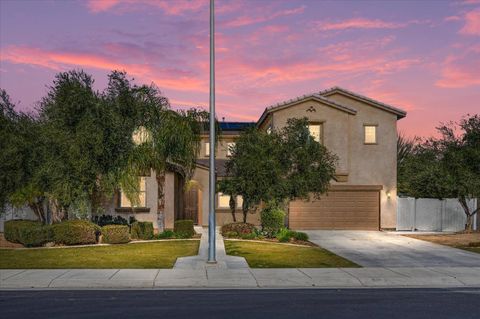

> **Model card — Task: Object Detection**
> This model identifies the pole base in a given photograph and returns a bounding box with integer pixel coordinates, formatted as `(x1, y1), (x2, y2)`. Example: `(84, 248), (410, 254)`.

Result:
(206, 260), (217, 264)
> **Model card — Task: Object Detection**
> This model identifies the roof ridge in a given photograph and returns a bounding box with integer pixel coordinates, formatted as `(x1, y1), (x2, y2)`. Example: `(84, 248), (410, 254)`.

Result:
(266, 91), (354, 112)
(318, 86), (406, 116)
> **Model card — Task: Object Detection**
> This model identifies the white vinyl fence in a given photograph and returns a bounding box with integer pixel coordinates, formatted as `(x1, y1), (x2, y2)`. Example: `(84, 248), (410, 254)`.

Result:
(0, 206), (37, 232)
(397, 197), (478, 232)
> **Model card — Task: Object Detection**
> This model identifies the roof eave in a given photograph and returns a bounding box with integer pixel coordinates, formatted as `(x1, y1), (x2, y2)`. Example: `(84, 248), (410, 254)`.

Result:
(321, 87), (407, 119)
(256, 95), (356, 127)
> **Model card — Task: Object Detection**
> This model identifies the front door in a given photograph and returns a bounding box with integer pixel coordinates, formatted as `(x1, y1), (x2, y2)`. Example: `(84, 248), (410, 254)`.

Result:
(184, 184), (199, 224)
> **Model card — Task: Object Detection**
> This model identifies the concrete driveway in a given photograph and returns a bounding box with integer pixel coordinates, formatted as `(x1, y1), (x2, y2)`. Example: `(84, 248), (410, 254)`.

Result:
(305, 230), (480, 267)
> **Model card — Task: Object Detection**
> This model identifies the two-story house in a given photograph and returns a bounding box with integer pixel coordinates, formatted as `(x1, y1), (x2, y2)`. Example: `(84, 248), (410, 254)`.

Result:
(104, 87), (405, 232)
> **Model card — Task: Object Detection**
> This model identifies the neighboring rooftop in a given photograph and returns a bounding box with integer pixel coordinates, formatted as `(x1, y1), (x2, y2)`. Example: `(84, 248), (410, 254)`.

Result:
(201, 121), (255, 136)
(219, 121), (256, 131)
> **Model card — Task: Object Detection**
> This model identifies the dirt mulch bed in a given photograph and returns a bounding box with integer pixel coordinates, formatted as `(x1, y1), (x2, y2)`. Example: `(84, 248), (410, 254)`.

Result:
(404, 232), (480, 248)
(223, 236), (316, 247)
(0, 233), (24, 249)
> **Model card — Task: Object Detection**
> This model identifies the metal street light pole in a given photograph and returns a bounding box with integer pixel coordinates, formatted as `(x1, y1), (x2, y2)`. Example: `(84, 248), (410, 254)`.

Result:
(208, 0), (216, 263)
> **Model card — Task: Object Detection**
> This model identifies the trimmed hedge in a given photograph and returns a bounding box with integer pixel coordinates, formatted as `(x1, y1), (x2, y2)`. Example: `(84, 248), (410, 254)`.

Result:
(92, 214), (128, 227)
(275, 228), (309, 242)
(4, 220), (52, 247)
(221, 222), (255, 236)
(101, 225), (130, 244)
(174, 220), (195, 238)
(52, 220), (100, 245)
(130, 221), (154, 240)
(261, 206), (285, 237)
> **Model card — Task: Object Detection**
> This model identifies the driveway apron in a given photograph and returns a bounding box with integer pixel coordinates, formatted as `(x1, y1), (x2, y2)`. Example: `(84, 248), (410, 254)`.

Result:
(304, 230), (480, 267)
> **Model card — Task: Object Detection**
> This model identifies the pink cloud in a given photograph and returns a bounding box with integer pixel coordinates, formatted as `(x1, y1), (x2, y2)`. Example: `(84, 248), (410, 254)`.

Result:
(445, 15), (462, 22)
(436, 45), (480, 88)
(222, 5), (305, 27)
(87, 0), (119, 13)
(313, 18), (425, 31)
(86, 0), (206, 15)
(0, 46), (207, 92)
(460, 8), (480, 35)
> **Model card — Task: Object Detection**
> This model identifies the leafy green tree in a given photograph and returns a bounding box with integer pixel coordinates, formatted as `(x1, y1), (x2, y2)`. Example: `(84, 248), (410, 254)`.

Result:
(397, 132), (418, 166)
(399, 115), (480, 231)
(219, 118), (337, 223)
(2, 70), (209, 225)
(0, 90), (47, 221)
(0, 89), (18, 212)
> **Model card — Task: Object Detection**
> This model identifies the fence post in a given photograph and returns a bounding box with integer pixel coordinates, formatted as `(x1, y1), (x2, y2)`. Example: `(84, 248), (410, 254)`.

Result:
(412, 198), (417, 232)
(473, 198), (478, 232)
(440, 199), (444, 232)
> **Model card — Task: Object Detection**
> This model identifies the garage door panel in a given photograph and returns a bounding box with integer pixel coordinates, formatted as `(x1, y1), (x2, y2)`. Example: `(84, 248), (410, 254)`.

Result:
(289, 189), (379, 230)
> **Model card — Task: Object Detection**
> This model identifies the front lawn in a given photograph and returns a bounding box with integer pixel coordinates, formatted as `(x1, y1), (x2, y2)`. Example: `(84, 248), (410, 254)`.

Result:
(0, 240), (199, 269)
(404, 232), (480, 254)
(464, 247), (480, 254)
(225, 240), (359, 268)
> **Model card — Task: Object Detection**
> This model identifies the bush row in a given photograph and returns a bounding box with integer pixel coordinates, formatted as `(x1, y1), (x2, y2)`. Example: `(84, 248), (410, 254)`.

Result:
(4, 220), (53, 247)
(4, 219), (196, 247)
(219, 204), (309, 243)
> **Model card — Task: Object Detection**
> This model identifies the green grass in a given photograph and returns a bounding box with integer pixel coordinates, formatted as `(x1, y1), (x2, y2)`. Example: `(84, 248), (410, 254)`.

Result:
(225, 240), (359, 268)
(462, 247), (480, 254)
(0, 240), (199, 269)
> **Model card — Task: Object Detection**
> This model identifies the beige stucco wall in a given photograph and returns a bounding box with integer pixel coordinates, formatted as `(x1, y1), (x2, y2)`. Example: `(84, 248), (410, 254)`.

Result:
(192, 165), (261, 227)
(199, 136), (236, 159)
(103, 170), (162, 232)
(268, 96), (398, 229)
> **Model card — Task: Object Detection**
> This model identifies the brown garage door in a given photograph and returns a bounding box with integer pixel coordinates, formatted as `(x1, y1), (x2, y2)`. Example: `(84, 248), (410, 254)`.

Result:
(289, 186), (381, 230)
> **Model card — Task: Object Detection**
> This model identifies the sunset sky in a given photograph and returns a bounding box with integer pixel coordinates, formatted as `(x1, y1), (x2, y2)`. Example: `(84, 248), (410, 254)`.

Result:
(1, 0), (479, 137)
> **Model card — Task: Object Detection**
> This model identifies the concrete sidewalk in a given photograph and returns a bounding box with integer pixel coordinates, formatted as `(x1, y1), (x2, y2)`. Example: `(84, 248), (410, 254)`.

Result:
(2, 267), (480, 289)
(173, 227), (249, 270)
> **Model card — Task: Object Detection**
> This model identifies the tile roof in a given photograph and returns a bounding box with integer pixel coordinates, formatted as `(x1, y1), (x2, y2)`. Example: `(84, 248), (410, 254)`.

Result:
(257, 86), (407, 126)
(318, 86), (407, 118)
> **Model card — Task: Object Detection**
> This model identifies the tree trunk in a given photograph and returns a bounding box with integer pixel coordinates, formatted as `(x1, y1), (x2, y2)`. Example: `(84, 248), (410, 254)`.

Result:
(458, 196), (478, 232)
(229, 195), (237, 222)
(156, 171), (166, 230)
(466, 214), (474, 232)
(28, 199), (46, 224)
(50, 198), (67, 223)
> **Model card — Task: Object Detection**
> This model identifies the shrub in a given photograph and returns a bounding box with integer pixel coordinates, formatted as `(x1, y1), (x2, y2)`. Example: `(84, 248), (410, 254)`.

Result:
(101, 225), (130, 244)
(223, 231), (239, 238)
(276, 228), (295, 242)
(52, 220), (100, 245)
(221, 222), (255, 236)
(240, 232), (257, 240)
(4, 220), (52, 247)
(174, 220), (195, 238)
(92, 214), (129, 227)
(154, 230), (175, 239)
(293, 231), (309, 241)
(261, 205), (285, 237)
(130, 221), (154, 240)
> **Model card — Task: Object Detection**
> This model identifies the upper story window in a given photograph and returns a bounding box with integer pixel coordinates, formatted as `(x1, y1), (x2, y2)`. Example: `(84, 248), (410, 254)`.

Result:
(364, 125), (377, 144)
(132, 126), (150, 145)
(308, 123), (323, 143)
(120, 177), (147, 208)
(205, 142), (210, 156)
(226, 142), (235, 156)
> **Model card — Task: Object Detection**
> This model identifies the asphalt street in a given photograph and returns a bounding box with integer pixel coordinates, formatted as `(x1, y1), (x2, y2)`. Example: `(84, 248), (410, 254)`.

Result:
(1, 288), (479, 319)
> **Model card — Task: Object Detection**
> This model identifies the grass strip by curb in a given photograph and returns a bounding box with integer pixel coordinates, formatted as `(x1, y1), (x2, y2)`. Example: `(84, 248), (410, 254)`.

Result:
(0, 240), (199, 269)
(225, 239), (359, 268)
